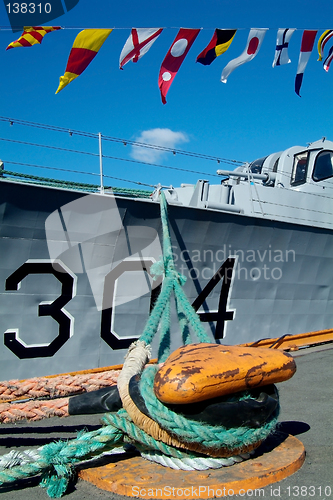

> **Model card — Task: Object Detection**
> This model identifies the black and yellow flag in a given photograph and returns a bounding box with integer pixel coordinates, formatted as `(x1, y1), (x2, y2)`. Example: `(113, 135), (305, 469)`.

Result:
(197, 29), (237, 65)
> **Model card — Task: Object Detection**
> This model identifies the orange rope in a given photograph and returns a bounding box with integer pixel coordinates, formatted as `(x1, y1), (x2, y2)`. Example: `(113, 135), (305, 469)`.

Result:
(0, 367), (121, 423)
(0, 398), (70, 423)
(0, 370), (120, 404)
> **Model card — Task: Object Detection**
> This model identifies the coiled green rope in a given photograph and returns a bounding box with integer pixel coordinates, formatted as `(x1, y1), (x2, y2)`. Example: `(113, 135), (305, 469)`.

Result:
(139, 364), (279, 453)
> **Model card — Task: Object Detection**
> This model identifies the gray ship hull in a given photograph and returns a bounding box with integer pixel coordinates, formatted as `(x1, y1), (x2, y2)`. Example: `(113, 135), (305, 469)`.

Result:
(1, 179), (333, 380)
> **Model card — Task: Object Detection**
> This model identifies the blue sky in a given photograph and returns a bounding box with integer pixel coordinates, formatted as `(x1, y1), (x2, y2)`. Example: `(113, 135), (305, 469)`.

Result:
(0, 0), (332, 189)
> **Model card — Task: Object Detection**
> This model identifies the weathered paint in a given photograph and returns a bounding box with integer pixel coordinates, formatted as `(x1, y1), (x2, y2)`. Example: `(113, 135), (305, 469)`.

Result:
(154, 343), (296, 404)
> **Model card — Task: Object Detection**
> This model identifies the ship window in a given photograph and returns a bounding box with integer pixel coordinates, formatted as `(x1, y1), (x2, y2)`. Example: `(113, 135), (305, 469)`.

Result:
(249, 156), (267, 174)
(312, 151), (333, 182)
(291, 152), (308, 186)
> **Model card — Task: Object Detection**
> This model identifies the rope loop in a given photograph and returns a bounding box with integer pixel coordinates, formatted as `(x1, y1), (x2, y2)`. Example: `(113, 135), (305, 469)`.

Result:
(139, 364), (279, 455)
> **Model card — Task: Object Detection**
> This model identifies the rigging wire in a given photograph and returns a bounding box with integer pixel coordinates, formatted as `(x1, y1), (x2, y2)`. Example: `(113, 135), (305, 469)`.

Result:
(0, 116), (245, 166)
(2, 119), (331, 191)
(0, 137), (221, 178)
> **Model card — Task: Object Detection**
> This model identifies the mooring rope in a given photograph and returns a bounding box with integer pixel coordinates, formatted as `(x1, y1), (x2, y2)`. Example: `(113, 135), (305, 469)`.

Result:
(139, 364), (278, 454)
(0, 370), (120, 403)
(0, 191), (280, 497)
(0, 370), (120, 423)
(139, 191), (212, 362)
(0, 398), (70, 423)
(139, 450), (253, 471)
(0, 449), (42, 470)
(0, 424), (125, 497)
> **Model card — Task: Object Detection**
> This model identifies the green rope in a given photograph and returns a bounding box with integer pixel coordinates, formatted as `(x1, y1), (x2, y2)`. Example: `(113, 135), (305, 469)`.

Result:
(140, 191), (211, 360)
(139, 364), (279, 453)
(103, 410), (207, 460)
(0, 425), (123, 497)
(0, 407), (218, 497)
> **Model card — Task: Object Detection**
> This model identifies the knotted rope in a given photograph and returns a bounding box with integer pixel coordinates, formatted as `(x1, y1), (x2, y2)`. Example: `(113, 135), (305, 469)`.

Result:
(0, 191), (279, 497)
(139, 364), (277, 455)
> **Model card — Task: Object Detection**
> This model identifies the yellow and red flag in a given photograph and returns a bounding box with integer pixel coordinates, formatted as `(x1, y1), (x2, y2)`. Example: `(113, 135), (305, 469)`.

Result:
(56, 29), (112, 94)
(6, 26), (62, 50)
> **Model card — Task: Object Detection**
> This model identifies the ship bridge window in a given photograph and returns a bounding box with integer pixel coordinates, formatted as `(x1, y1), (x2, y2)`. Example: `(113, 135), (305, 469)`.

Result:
(312, 150), (333, 182)
(291, 152), (309, 186)
(249, 156), (267, 174)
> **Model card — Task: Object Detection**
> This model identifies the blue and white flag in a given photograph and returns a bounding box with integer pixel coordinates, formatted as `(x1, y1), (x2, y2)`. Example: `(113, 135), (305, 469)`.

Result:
(272, 28), (296, 67)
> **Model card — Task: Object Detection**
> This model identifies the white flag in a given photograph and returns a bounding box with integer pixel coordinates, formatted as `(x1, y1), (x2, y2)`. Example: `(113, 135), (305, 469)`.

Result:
(221, 28), (267, 83)
(119, 28), (163, 69)
(272, 28), (296, 67)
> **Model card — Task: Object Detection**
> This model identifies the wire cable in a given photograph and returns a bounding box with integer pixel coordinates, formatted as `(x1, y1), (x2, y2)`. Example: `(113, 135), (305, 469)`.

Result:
(0, 137), (221, 178)
(0, 116), (245, 166)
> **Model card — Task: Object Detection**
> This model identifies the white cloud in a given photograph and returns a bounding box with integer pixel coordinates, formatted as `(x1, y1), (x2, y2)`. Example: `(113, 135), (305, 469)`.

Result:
(130, 128), (189, 163)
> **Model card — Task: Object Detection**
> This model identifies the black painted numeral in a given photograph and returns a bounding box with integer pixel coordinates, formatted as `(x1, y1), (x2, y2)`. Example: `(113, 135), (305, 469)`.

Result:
(191, 258), (235, 339)
(101, 259), (162, 350)
(4, 260), (76, 359)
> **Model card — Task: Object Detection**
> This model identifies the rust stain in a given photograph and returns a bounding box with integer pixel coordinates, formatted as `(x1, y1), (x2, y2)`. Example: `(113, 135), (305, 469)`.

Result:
(179, 366), (203, 377)
(244, 362), (266, 388)
(250, 359), (296, 382)
(210, 368), (240, 379)
(178, 358), (207, 365)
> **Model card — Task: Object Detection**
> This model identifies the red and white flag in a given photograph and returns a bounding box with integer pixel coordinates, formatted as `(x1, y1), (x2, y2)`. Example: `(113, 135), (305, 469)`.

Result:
(295, 30), (317, 96)
(158, 28), (201, 104)
(221, 28), (267, 83)
(119, 28), (163, 69)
